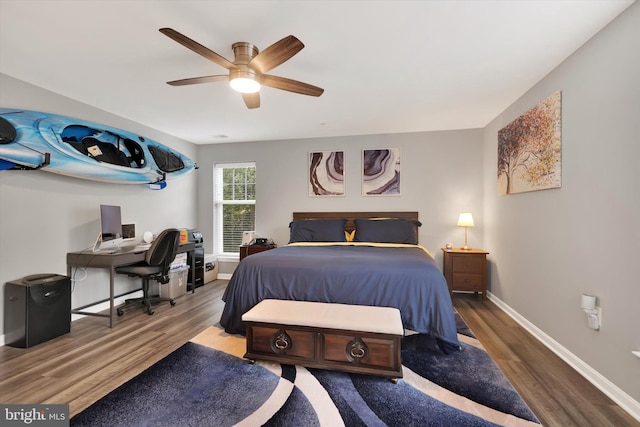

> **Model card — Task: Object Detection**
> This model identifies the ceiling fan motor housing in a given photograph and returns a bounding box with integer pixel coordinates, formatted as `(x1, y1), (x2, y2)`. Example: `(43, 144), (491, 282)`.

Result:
(232, 42), (258, 65)
(230, 42), (260, 84)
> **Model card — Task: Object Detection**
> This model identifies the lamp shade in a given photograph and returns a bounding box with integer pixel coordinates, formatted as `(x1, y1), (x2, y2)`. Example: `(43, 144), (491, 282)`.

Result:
(457, 212), (475, 227)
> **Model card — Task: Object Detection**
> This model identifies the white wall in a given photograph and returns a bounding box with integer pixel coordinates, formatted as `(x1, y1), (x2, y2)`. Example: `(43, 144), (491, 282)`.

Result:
(195, 129), (484, 266)
(0, 74), (198, 338)
(483, 1), (640, 409)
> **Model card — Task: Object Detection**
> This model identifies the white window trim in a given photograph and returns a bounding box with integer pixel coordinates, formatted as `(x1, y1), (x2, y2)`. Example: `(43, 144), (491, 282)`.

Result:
(213, 162), (256, 257)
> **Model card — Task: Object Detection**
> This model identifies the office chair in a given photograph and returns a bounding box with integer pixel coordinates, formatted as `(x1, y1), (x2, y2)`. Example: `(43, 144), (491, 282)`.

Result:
(115, 228), (180, 315)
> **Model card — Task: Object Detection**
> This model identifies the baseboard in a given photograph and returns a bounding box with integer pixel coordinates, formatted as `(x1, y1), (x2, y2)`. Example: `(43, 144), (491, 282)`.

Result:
(0, 291), (143, 347)
(217, 273), (233, 280)
(488, 291), (640, 422)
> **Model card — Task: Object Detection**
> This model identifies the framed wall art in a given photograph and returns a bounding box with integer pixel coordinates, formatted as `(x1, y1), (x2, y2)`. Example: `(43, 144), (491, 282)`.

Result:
(497, 90), (562, 195)
(362, 148), (400, 196)
(308, 151), (345, 196)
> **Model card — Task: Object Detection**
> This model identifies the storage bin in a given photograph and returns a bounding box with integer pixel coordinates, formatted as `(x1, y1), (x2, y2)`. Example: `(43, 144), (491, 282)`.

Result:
(204, 254), (218, 283)
(170, 253), (187, 270)
(160, 266), (188, 299)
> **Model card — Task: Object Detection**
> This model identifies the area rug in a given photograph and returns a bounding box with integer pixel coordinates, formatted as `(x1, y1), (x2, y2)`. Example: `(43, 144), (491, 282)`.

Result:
(71, 314), (540, 427)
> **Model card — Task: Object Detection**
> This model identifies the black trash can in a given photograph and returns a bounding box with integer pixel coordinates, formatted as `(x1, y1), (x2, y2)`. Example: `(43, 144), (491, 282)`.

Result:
(4, 274), (71, 348)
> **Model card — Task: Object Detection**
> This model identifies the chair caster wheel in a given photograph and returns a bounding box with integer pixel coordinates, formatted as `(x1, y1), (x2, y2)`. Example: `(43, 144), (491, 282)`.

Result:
(117, 309), (124, 316)
(147, 309), (154, 315)
(170, 300), (176, 306)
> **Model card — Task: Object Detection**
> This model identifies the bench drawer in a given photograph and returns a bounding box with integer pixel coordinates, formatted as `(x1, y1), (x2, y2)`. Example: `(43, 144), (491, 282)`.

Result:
(244, 322), (402, 379)
(249, 325), (316, 359)
(323, 333), (398, 371)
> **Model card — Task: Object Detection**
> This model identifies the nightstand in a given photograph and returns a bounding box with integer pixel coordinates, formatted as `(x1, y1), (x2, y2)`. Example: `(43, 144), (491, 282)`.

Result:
(239, 243), (277, 261)
(441, 248), (489, 299)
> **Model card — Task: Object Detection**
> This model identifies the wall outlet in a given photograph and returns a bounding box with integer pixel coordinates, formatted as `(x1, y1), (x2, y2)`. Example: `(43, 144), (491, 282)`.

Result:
(586, 306), (602, 330)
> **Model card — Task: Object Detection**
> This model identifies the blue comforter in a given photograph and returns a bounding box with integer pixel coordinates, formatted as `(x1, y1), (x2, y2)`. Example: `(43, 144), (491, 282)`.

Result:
(220, 243), (460, 350)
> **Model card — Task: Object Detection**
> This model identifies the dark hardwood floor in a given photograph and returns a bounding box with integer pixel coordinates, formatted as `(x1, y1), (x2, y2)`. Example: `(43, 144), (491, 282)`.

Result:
(0, 281), (637, 426)
(454, 293), (639, 427)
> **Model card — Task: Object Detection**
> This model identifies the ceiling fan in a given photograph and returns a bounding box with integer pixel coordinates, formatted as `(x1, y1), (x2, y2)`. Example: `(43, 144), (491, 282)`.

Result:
(159, 28), (324, 109)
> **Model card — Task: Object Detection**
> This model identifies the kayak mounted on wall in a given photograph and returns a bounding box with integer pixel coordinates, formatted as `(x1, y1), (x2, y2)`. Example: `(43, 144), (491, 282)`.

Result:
(0, 108), (197, 189)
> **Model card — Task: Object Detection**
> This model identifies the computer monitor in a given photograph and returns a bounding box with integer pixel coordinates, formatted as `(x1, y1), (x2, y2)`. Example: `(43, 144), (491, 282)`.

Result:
(96, 204), (123, 251)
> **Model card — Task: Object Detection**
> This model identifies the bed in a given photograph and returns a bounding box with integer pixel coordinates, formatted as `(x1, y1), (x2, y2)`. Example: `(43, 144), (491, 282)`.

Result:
(220, 212), (461, 352)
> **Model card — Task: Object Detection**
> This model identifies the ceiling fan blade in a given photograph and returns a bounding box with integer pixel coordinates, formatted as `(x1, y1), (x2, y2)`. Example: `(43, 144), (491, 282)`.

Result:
(167, 75), (228, 86)
(159, 28), (235, 70)
(261, 75), (324, 97)
(249, 35), (304, 74)
(242, 92), (260, 109)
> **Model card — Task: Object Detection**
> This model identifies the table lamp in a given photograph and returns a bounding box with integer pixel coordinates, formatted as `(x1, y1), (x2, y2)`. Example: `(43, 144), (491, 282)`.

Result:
(457, 212), (474, 250)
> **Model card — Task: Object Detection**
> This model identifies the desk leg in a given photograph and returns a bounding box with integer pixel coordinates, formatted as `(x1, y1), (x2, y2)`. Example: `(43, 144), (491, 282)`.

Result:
(109, 266), (115, 328)
(67, 264), (72, 319)
(189, 250), (195, 293)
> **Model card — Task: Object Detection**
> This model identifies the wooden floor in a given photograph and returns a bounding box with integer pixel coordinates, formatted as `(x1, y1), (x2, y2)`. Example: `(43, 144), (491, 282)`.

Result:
(454, 293), (639, 427)
(0, 281), (638, 426)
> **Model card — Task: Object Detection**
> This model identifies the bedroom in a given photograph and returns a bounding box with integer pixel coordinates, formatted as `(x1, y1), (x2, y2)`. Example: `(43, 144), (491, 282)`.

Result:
(0, 0), (639, 425)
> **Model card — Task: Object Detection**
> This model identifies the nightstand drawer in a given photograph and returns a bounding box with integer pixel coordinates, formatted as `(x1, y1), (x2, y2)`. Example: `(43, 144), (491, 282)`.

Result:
(451, 273), (483, 291)
(451, 254), (484, 273)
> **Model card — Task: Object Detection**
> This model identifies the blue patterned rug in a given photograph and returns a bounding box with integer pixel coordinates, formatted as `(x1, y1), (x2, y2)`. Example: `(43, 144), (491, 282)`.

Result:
(71, 315), (540, 426)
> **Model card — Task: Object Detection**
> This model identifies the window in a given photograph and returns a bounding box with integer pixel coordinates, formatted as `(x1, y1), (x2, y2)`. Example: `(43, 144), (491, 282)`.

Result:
(214, 162), (256, 255)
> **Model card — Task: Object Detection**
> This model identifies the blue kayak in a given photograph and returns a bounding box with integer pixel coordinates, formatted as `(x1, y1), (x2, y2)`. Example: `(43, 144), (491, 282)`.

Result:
(0, 108), (197, 188)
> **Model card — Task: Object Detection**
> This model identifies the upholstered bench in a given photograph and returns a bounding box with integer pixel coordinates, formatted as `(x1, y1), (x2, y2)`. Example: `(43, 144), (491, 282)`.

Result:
(241, 299), (404, 381)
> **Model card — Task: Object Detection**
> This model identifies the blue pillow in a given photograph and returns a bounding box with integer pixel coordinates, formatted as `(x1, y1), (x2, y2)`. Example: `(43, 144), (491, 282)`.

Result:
(353, 218), (421, 244)
(289, 219), (347, 243)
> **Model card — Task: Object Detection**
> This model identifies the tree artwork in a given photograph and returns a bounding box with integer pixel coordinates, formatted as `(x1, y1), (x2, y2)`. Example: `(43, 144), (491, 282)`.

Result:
(497, 91), (561, 195)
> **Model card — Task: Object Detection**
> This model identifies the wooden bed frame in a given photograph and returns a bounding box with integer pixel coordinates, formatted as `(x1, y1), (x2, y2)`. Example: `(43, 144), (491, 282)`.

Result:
(292, 211), (419, 234)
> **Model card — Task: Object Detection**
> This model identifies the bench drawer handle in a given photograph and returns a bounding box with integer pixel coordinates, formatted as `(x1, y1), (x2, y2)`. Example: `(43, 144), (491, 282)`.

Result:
(347, 340), (368, 360)
(274, 336), (289, 349)
(271, 330), (291, 353)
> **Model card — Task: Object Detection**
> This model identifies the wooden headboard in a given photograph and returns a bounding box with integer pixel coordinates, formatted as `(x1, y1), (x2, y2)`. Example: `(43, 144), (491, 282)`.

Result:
(292, 211), (419, 234)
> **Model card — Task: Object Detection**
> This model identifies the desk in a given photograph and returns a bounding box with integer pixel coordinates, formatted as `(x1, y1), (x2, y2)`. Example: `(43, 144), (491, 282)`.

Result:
(67, 242), (195, 327)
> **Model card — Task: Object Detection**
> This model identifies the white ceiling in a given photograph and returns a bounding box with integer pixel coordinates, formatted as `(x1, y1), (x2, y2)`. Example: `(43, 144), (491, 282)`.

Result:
(0, 0), (634, 144)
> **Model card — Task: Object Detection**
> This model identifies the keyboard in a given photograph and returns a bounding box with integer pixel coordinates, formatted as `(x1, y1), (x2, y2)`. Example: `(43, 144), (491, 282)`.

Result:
(114, 244), (151, 253)
(95, 248), (121, 254)
(94, 244), (151, 254)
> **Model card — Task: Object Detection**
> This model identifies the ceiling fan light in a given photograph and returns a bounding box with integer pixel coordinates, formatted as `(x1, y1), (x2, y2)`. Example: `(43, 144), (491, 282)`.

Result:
(230, 77), (261, 94)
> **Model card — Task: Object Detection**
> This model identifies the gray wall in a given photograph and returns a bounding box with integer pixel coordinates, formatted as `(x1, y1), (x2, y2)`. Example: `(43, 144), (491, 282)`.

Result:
(195, 129), (485, 265)
(1, 0), (638, 416)
(483, 2), (640, 408)
(0, 74), (198, 338)
(0, 72), (486, 341)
